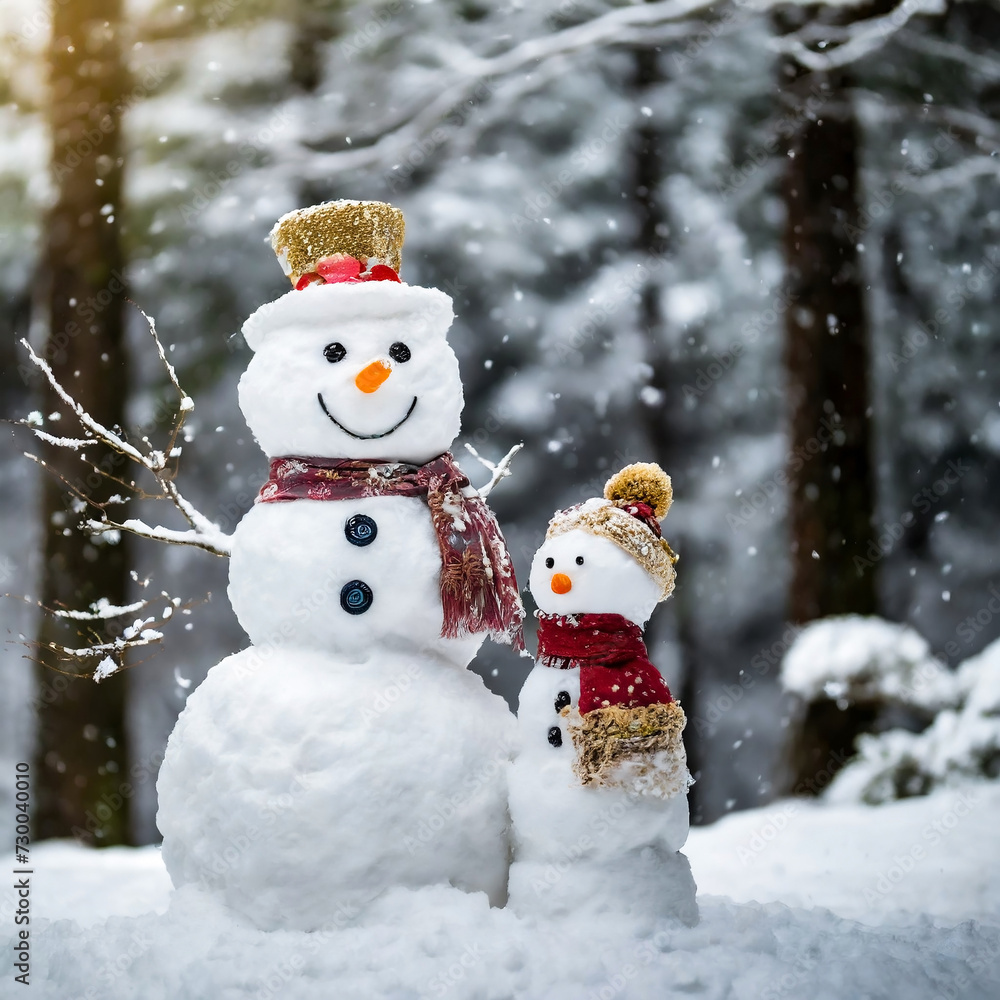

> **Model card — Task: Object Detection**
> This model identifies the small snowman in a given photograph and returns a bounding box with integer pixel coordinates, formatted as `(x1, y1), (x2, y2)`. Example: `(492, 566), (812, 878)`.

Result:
(507, 463), (698, 926)
(157, 201), (522, 931)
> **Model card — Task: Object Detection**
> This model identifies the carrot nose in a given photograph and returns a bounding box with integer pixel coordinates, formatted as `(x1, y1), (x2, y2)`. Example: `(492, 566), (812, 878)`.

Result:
(355, 359), (391, 393)
(550, 573), (572, 595)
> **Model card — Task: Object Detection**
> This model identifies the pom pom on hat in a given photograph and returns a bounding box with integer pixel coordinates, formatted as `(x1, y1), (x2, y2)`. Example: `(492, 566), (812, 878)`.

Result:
(604, 462), (673, 520)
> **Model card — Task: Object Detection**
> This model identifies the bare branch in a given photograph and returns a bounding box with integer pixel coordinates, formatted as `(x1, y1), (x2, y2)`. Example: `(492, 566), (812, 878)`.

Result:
(14, 586), (204, 682)
(18, 308), (231, 559)
(771, 0), (939, 72)
(21, 338), (149, 466)
(84, 514), (231, 556)
(464, 442), (524, 499)
(897, 155), (1000, 193)
(296, 0), (722, 182)
(895, 28), (1000, 80)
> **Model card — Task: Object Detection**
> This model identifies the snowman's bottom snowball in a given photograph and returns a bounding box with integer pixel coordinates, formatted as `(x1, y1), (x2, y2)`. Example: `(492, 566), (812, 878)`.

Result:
(156, 644), (516, 931)
(508, 847), (699, 928)
(507, 753), (690, 862)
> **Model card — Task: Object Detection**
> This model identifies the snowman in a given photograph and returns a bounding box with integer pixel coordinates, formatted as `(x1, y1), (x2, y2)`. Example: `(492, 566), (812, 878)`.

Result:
(156, 200), (523, 931)
(507, 463), (698, 926)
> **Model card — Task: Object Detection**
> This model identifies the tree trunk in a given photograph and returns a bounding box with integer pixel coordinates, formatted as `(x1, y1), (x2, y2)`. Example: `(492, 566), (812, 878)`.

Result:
(782, 69), (876, 626)
(34, 0), (132, 845)
(777, 27), (880, 793)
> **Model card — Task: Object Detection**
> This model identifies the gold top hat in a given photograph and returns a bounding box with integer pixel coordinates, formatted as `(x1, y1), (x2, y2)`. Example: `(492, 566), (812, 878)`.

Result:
(269, 199), (405, 284)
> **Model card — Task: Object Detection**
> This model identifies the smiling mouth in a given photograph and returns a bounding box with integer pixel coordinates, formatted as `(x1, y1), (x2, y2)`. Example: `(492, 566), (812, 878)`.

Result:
(317, 393), (418, 440)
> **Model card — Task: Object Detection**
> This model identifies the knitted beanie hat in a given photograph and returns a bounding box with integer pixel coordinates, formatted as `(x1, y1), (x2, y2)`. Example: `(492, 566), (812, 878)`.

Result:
(545, 462), (678, 601)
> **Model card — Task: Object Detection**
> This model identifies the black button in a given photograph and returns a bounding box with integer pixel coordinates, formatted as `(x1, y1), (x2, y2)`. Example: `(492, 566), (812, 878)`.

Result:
(345, 514), (377, 547)
(547, 726), (563, 748)
(554, 690), (571, 711)
(340, 580), (373, 615)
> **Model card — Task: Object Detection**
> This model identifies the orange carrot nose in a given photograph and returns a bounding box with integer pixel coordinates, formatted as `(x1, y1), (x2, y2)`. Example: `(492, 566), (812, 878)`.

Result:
(355, 359), (392, 393)
(550, 573), (572, 595)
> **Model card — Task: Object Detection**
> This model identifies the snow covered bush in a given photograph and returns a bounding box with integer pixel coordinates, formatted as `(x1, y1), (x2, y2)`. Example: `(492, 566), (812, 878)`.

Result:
(779, 615), (1000, 804)
(826, 637), (1000, 804)
(781, 615), (959, 714)
(778, 615), (960, 796)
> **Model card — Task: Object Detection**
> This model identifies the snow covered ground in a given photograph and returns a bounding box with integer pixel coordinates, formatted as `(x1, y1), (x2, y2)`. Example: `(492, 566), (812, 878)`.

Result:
(2, 782), (999, 998)
(686, 782), (1000, 927)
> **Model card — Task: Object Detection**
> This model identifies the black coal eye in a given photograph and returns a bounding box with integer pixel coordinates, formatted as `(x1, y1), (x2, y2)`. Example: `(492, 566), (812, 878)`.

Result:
(324, 342), (346, 363)
(345, 514), (377, 547)
(388, 342), (411, 363)
(575, 556), (585, 565)
(545, 557), (554, 569)
(554, 690), (571, 711)
(340, 580), (373, 615)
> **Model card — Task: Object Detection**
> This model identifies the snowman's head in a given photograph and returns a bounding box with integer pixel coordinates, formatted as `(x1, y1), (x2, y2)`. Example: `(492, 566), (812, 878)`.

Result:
(238, 282), (462, 464)
(529, 526), (662, 625)
(529, 465), (678, 626)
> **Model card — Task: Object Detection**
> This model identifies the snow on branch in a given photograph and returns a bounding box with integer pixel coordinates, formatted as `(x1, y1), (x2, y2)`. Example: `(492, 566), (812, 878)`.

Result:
(12, 574), (204, 682)
(17, 308), (231, 558)
(895, 28), (1000, 80)
(296, 0), (721, 182)
(464, 442), (524, 500)
(770, 0), (941, 72)
(898, 155), (1000, 194)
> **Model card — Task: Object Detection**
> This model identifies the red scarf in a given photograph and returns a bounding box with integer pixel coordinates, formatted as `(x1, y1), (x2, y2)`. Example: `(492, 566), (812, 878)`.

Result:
(258, 453), (524, 650)
(535, 612), (672, 714)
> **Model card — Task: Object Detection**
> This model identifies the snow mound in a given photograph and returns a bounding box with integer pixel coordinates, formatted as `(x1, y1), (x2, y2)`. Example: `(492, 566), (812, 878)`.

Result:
(780, 614), (958, 712)
(7, 881), (1000, 1000)
(6, 784), (1000, 997)
(687, 783), (1000, 926)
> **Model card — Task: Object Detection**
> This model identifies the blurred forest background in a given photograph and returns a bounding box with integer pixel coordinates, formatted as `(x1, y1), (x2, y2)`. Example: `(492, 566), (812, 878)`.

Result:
(0, 0), (998, 846)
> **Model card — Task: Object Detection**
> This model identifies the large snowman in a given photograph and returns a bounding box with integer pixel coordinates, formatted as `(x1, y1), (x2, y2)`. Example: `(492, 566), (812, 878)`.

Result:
(507, 463), (698, 926)
(157, 200), (523, 931)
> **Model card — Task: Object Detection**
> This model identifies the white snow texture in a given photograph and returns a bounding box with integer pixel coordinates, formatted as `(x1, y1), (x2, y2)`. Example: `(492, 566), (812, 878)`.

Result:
(7, 781), (1000, 1000)
(156, 645), (516, 930)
